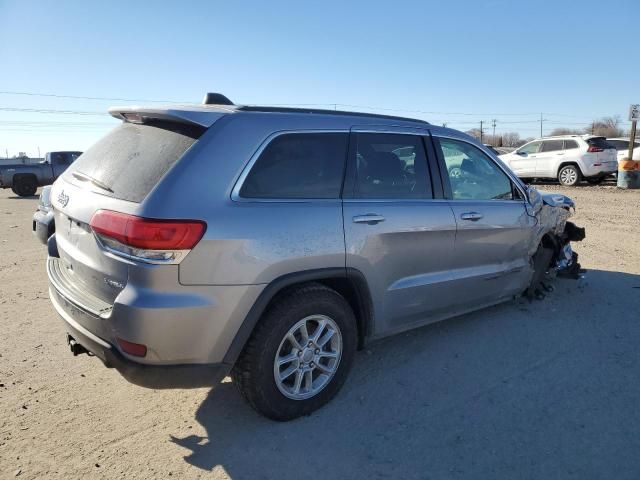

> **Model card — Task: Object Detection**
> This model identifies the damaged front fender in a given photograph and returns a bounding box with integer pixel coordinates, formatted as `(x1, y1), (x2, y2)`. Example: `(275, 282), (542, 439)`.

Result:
(524, 186), (585, 298)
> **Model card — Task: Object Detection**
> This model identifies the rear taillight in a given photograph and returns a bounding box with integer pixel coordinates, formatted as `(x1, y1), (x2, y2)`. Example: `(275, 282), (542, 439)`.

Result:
(90, 210), (206, 263)
(587, 146), (603, 153)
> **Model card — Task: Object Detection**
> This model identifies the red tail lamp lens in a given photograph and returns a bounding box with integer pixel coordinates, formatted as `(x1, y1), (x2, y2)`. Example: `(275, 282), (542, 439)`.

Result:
(90, 210), (205, 250)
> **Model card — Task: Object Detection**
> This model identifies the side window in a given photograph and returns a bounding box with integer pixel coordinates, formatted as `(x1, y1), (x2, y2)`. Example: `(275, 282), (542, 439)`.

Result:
(564, 140), (579, 150)
(540, 140), (564, 152)
(517, 141), (541, 154)
(51, 153), (66, 164)
(240, 133), (348, 199)
(353, 133), (432, 199)
(436, 137), (515, 200)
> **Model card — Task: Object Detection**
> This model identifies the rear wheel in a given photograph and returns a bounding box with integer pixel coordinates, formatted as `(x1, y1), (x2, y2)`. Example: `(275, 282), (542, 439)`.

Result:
(232, 283), (357, 421)
(557, 165), (581, 186)
(14, 176), (37, 196)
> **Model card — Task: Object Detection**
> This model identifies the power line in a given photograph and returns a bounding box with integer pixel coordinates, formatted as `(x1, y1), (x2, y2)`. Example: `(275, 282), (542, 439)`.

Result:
(0, 107), (107, 115)
(0, 90), (190, 103)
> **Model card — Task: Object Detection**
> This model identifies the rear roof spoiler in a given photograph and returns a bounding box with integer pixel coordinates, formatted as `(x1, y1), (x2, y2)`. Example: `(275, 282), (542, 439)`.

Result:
(108, 105), (234, 128)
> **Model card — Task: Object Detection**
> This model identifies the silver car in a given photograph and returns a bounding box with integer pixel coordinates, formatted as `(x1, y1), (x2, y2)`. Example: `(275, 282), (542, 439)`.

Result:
(45, 94), (584, 420)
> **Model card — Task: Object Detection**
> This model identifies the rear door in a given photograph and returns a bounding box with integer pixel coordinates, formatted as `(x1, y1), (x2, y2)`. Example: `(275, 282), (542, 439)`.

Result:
(535, 139), (565, 177)
(432, 135), (535, 310)
(343, 127), (457, 335)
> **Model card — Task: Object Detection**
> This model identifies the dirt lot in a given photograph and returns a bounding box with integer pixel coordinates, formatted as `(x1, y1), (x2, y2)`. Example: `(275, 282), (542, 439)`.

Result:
(1, 183), (639, 479)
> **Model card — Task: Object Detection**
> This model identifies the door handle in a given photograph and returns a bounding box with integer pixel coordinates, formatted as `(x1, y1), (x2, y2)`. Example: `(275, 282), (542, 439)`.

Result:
(460, 212), (483, 221)
(353, 214), (386, 225)
(557, 152), (565, 155)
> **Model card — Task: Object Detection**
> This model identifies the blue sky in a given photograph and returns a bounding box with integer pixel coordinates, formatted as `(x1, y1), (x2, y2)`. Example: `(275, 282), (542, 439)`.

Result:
(1, 0), (637, 157)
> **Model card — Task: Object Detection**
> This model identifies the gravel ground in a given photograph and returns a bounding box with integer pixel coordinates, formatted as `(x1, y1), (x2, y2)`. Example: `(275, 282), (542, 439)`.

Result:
(1, 183), (639, 479)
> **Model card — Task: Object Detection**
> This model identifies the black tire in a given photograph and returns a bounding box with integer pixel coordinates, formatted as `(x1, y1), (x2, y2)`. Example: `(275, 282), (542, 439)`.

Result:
(11, 186), (18, 195)
(557, 165), (581, 186)
(586, 177), (604, 185)
(14, 176), (37, 197)
(232, 282), (357, 421)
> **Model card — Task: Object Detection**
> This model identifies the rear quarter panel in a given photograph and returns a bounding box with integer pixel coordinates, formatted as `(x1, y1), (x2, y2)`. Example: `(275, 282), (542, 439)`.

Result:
(143, 113), (356, 286)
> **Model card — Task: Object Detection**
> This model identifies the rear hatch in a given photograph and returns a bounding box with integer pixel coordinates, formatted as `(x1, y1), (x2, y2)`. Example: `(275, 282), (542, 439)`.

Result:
(49, 117), (210, 313)
(586, 137), (617, 164)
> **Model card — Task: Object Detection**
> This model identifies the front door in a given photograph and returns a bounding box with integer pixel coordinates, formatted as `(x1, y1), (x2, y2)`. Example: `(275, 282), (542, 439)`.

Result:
(535, 139), (565, 177)
(433, 135), (536, 311)
(343, 129), (457, 336)
(507, 140), (541, 177)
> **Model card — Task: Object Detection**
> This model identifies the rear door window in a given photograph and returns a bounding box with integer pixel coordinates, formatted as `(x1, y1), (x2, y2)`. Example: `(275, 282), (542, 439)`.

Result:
(540, 140), (564, 152)
(68, 120), (204, 203)
(239, 133), (348, 199)
(352, 133), (432, 199)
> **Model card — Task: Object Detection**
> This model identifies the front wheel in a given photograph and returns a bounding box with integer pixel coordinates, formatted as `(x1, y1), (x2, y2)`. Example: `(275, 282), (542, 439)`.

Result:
(557, 165), (581, 186)
(232, 283), (357, 421)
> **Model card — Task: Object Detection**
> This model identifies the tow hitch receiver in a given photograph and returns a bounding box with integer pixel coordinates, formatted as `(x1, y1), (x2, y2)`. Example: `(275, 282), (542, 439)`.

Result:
(67, 334), (89, 356)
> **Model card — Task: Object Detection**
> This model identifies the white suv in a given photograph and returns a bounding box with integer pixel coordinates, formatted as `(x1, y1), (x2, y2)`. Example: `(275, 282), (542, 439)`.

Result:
(500, 135), (617, 186)
(606, 138), (640, 161)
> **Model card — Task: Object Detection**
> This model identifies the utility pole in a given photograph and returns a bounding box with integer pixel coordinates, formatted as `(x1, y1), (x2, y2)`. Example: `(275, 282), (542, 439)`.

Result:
(38, 146), (41, 159)
(480, 120), (484, 143)
(491, 119), (497, 144)
(540, 113), (543, 138)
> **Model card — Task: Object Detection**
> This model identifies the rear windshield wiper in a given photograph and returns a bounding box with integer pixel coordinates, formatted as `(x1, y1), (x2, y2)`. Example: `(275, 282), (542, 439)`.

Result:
(72, 171), (114, 193)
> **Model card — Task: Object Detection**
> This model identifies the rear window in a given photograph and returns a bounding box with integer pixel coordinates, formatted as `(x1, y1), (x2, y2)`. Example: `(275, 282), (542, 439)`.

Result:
(586, 137), (614, 149)
(239, 133), (348, 199)
(68, 120), (204, 203)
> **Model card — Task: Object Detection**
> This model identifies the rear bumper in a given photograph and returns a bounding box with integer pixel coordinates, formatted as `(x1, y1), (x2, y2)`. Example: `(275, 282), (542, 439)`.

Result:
(582, 161), (617, 177)
(50, 285), (231, 388)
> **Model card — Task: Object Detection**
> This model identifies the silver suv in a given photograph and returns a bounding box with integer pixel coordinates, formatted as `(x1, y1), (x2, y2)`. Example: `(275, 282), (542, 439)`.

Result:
(46, 95), (583, 420)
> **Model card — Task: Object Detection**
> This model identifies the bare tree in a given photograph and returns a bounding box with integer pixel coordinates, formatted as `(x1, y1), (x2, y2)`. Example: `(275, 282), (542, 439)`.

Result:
(550, 127), (583, 136)
(501, 132), (522, 147)
(465, 128), (482, 140)
(586, 116), (625, 137)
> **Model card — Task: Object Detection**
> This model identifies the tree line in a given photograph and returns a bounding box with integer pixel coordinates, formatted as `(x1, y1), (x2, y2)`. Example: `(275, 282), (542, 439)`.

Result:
(465, 116), (628, 147)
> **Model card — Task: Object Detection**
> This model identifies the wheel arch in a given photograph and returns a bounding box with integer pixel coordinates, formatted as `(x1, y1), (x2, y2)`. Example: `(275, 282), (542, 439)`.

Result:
(223, 268), (374, 366)
(557, 161), (583, 176)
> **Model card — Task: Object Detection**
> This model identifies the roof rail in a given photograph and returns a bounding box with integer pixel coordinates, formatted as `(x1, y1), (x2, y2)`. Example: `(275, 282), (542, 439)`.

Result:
(237, 105), (429, 124)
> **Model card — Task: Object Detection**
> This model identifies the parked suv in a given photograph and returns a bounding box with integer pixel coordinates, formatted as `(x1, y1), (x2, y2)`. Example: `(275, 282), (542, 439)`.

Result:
(606, 137), (640, 161)
(46, 96), (582, 420)
(499, 135), (617, 186)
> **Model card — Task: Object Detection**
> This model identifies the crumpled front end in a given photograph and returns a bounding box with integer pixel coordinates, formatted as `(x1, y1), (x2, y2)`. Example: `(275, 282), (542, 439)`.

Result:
(525, 188), (586, 299)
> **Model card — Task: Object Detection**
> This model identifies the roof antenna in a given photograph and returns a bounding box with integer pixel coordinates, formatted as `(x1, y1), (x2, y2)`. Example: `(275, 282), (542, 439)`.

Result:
(202, 93), (234, 105)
